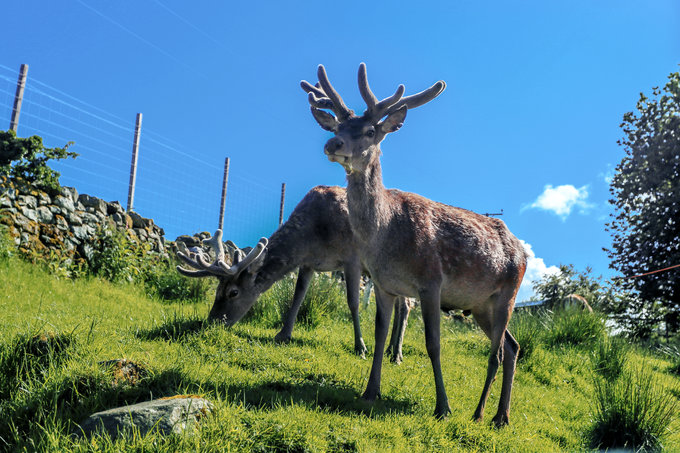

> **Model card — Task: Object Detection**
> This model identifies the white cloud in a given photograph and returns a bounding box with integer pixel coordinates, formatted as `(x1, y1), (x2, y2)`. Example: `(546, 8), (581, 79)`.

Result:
(524, 184), (593, 220)
(516, 240), (559, 303)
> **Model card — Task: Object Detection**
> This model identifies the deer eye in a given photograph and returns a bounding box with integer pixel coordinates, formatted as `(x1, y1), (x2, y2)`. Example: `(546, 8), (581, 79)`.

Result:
(228, 289), (239, 298)
(365, 128), (375, 138)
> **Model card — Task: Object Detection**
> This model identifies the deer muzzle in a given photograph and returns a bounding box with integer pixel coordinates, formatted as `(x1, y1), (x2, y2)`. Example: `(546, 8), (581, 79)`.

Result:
(324, 137), (350, 164)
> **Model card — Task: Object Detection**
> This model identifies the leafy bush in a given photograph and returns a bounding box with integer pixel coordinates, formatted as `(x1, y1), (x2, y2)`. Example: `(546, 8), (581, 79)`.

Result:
(508, 310), (546, 362)
(592, 336), (628, 380)
(589, 365), (678, 450)
(0, 224), (13, 263)
(544, 307), (606, 348)
(87, 226), (152, 283)
(0, 130), (77, 194)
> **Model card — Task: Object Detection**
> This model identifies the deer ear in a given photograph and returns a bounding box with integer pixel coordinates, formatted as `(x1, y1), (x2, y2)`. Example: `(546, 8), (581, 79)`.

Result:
(379, 105), (407, 134)
(311, 107), (339, 132)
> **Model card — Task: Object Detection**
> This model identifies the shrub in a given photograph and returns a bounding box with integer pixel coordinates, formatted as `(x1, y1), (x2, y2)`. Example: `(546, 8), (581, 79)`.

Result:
(87, 225), (152, 283)
(589, 365), (678, 450)
(0, 224), (12, 263)
(544, 307), (606, 348)
(0, 130), (77, 195)
(592, 336), (628, 380)
(508, 310), (546, 362)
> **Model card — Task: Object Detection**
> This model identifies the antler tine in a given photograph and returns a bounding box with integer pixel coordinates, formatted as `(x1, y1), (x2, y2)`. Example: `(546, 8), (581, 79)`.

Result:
(316, 65), (353, 120)
(358, 63), (405, 120)
(358, 63), (378, 109)
(300, 80), (326, 99)
(308, 92), (335, 110)
(202, 230), (226, 262)
(176, 241), (216, 278)
(228, 237), (268, 276)
(384, 80), (446, 116)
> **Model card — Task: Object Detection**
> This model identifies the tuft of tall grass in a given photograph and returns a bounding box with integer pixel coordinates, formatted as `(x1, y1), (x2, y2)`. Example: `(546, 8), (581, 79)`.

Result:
(243, 272), (347, 329)
(144, 262), (213, 303)
(508, 310), (546, 362)
(589, 365), (679, 451)
(658, 344), (680, 376)
(544, 307), (606, 348)
(592, 336), (628, 380)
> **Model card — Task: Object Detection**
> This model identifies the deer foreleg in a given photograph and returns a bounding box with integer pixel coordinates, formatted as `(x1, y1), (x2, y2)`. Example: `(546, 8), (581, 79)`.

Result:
(491, 330), (519, 427)
(361, 287), (395, 401)
(420, 287), (450, 418)
(275, 266), (314, 344)
(344, 260), (367, 357)
(386, 296), (411, 364)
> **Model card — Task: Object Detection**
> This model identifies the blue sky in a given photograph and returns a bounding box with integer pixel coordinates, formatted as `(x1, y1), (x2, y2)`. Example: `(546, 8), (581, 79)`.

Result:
(1, 1), (678, 301)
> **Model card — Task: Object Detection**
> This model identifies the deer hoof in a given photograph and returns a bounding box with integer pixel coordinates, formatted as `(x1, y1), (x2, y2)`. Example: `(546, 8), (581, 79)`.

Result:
(361, 389), (380, 402)
(434, 405), (451, 420)
(491, 413), (509, 428)
(274, 333), (291, 344)
(355, 343), (368, 358)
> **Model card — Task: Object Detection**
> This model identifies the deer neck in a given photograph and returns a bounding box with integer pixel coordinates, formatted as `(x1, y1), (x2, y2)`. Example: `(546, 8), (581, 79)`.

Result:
(253, 222), (309, 291)
(345, 148), (390, 240)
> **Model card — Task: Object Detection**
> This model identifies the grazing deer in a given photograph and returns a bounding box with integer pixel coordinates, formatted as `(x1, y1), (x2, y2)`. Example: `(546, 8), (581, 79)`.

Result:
(176, 185), (412, 360)
(301, 64), (528, 426)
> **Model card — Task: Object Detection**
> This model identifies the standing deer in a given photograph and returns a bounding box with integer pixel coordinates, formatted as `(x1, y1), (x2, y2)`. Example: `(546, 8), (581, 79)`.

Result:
(176, 185), (412, 360)
(301, 64), (528, 426)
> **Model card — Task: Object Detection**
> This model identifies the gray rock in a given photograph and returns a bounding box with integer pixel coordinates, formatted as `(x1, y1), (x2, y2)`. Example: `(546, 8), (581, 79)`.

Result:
(0, 197), (12, 209)
(76, 397), (213, 439)
(35, 206), (54, 224)
(55, 195), (75, 213)
(107, 201), (124, 215)
(37, 192), (51, 206)
(20, 205), (38, 222)
(128, 211), (151, 229)
(176, 235), (200, 247)
(68, 211), (84, 226)
(79, 194), (108, 215)
(61, 186), (79, 204)
(71, 225), (94, 241)
(17, 195), (37, 209)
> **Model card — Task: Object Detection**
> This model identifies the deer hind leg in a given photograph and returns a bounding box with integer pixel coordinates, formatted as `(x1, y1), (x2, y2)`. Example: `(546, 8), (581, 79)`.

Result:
(420, 287), (451, 418)
(386, 296), (411, 364)
(472, 296), (512, 424)
(491, 330), (519, 427)
(275, 266), (314, 344)
(361, 287), (395, 401)
(344, 260), (367, 357)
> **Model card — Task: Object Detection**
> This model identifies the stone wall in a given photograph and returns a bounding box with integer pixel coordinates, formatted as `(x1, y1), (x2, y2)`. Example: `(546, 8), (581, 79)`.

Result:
(0, 176), (167, 263)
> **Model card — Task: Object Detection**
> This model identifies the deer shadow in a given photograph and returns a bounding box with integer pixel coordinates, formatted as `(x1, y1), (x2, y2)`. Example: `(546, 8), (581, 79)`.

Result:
(133, 318), (208, 342)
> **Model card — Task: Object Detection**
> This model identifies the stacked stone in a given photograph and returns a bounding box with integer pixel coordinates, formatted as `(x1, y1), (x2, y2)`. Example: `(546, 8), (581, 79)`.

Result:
(0, 177), (166, 262)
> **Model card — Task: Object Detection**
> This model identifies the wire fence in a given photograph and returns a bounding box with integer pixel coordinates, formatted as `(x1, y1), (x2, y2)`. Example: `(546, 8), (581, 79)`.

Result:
(0, 63), (283, 247)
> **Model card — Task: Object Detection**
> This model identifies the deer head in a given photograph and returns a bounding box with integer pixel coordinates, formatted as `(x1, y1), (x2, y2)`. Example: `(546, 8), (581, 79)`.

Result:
(176, 229), (268, 325)
(301, 63), (445, 174)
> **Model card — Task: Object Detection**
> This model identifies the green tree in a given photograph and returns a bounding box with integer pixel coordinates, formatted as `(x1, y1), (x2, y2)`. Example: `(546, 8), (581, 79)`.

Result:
(532, 264), (607, 310)
(0, 130), (77, 194)
(605, 70), (680, 336)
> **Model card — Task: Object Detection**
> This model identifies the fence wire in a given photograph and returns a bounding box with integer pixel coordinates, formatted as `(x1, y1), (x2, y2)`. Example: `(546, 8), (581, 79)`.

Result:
(0, 64), (283, 248)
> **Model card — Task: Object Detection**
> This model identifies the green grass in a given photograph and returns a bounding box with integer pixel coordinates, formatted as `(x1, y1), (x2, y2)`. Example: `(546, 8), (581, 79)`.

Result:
(1, 256), (679, 451)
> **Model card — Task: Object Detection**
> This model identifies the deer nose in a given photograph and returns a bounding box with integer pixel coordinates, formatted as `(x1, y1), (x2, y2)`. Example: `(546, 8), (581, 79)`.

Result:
(325, 137), (344, 154)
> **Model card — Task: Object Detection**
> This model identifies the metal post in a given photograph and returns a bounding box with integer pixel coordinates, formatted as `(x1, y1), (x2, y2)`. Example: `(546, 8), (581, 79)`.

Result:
(9, 64), (28, 132)
(279, 182), (286, 226)
(218, 157), (230, 231)
(126, 113), (142, 212)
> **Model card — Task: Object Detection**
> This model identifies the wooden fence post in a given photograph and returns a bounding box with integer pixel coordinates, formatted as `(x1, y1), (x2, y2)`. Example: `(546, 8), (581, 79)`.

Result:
(279, 182), (286, 226)
(126, 113), (142, 212)
(9, 64), (28, 132)
(218, 157), (230, 231)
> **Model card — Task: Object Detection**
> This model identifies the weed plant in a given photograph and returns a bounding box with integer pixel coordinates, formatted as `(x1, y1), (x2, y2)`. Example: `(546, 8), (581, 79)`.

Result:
(589, 365), (679, 450)
(0, 224), (12, 263)
(143, 262), (213, 303)
(544, 307), (606, 348)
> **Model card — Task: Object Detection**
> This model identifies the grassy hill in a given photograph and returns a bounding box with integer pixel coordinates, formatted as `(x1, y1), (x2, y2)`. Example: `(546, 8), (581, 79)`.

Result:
(0, 256), (678, 452)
